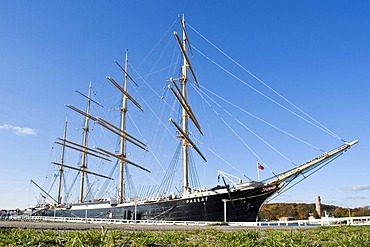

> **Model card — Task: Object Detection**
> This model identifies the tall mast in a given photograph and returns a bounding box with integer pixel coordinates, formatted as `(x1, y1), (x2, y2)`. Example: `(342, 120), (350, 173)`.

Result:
(101, 53), (149, 203)
(79, 83), (92, 203)
(57, 119), (68, 204)
(119, 50), (129, 204)
(180, 15), (190, 194)
(170, 15), (206, 193)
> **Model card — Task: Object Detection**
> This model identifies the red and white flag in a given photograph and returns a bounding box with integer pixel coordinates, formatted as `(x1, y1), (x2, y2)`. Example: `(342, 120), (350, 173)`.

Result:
(257, 163), (265, 170)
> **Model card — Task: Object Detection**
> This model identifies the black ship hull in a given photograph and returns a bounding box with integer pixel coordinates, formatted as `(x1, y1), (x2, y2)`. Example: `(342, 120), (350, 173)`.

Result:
(33, 183), (281, 222)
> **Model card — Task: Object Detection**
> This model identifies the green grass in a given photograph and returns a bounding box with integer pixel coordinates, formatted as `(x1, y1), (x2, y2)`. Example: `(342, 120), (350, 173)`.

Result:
(0, 226), (369, 246)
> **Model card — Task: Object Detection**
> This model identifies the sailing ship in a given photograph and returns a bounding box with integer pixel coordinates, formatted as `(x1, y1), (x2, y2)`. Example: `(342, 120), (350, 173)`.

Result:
(30, 16), (358, 222)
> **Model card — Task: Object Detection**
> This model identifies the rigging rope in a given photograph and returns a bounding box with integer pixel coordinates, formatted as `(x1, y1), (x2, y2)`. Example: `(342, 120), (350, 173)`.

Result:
(191, 45), (342, 142)
(65, 172), (79, 203)
(137, 17), (178, 69)
(149, 35), (176, 75)
(124, 166), (138, 199)
(85, 174), (92, 200)
(192, 136), (252, 181)
(191, 83), (271, 173)
(157, 142), (182, 197)
(195, 84), (296, 166)
(129, 64), (181, 173)
(187, 23), (344, 142)
(266, 151), (344, 202)
(201, 85), (325, 153)
(62, 174), (67, 203)
(188, 148), (201, 190)
(139, 62), (181, 80)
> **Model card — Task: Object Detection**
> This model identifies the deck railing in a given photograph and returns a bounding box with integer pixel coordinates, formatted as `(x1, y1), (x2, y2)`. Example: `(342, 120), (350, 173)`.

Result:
(5, 215), (370, 227)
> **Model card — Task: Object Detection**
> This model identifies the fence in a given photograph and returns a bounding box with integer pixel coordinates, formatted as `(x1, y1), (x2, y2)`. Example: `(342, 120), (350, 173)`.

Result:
(7, 215), (370, 227)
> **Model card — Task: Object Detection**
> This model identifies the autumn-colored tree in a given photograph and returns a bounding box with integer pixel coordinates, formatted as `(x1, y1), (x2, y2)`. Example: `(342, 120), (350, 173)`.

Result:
(352, 206), (370, 216)
(259, 203), (370, 221)
(334, 207), (345, 217)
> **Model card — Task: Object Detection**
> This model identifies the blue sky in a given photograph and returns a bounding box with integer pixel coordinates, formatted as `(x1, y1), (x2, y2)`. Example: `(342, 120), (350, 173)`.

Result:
(1, 1), (369, 210)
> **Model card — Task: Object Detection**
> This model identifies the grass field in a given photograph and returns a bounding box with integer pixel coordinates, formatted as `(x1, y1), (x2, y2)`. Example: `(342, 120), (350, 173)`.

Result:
(0, 226), (369, 246)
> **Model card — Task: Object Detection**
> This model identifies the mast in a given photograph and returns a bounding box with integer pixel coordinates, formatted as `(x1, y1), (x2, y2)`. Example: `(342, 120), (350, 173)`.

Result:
(180, 15), (190, 194)
(99, 54), (149, 203)
(119, 50), (129, 204)
(57, 119), (68, 204)
(170, 15), (206, 194)
(79, 83), (92, 203)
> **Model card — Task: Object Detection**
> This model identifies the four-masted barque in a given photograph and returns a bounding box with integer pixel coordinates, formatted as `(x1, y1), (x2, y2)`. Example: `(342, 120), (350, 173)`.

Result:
(31, 16), (358, 222)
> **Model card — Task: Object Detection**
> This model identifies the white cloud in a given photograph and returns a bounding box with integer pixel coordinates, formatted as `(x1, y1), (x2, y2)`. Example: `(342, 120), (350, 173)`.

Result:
(343, 185), (370, 192)
(346, 196), (370, 200)
(351, 185), (370, 191)
(0, 124), (37, 136)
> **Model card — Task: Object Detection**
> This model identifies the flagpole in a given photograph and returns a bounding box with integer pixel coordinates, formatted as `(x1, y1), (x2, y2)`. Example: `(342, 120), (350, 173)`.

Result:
(257, 161), (260, 181)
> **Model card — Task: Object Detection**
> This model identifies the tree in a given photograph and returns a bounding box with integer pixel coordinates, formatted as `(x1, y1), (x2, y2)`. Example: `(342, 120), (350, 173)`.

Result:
(259, 203), (370, 221)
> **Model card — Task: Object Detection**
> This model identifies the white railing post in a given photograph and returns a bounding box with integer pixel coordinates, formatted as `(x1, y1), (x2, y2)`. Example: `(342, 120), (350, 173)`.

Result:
(222, 199), (227, 223)
(85, 206), (88, 223)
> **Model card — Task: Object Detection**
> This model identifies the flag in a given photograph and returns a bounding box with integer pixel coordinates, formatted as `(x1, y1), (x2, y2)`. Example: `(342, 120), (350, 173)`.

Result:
(257, 163), (264, 170)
